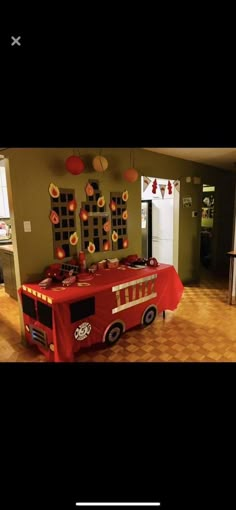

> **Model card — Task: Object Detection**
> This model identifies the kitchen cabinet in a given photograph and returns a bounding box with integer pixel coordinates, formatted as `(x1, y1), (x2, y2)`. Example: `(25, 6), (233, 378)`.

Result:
(0, 246), (17, 299)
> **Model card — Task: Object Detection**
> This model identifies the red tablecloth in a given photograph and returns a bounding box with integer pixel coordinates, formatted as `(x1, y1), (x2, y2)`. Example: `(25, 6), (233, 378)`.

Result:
(19, 264), (184, 362)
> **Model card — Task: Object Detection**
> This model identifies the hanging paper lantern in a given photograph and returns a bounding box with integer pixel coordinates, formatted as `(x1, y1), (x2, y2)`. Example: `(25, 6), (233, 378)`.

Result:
(123, 168), (138, 183)
(92, 156), (108, 172)
(65, 156), (85, 175)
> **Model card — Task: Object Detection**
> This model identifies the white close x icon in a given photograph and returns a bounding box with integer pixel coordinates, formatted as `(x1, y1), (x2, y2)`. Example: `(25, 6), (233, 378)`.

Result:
(11, 36), (21, 47)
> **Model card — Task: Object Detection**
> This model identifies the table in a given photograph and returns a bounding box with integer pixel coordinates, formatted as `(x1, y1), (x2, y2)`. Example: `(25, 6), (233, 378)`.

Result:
(227, 251), (236, 305)
(18, 263), (184, 362)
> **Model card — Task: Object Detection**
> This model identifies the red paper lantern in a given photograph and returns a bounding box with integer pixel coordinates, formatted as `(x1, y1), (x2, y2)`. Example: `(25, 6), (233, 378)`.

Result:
(65, 156), (85, 175)
(123, 167), (138, 183)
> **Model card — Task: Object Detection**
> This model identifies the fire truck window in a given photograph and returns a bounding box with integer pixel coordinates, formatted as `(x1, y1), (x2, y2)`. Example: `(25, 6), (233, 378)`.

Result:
(60, 193), (66, 202)
(37, 301), (53, 329)
(62, 219), (68, 228)
(61, 207), (67, 215)
(55, 232), (61, 241)
(63, 232), (69, 240)
(22, 294), (37, 319)
(70, 297), (95, 323)
(68, 193), (73, 201)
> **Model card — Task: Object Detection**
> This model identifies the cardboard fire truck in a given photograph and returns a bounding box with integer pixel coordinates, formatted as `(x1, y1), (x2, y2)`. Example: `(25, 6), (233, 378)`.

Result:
(18, 262), (184, 362)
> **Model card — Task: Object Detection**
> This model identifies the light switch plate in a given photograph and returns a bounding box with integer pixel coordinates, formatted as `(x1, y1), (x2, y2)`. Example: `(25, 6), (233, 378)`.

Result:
(24, 221), (31, 232)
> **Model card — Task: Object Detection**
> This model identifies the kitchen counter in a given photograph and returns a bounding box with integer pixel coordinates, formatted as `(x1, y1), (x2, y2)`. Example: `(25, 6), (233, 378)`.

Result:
(0, 244), (16, 298)
(0, 244), (13, 253)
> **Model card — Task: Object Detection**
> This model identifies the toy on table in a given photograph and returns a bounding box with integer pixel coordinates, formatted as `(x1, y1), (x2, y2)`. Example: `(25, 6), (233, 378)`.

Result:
(38, 277), (52, 289)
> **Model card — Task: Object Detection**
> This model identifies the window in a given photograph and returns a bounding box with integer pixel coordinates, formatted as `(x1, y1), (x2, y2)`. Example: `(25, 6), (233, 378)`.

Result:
(70, 297), (95, 323)
(50, 188), (77, 259)
(0, 166), (10, 218)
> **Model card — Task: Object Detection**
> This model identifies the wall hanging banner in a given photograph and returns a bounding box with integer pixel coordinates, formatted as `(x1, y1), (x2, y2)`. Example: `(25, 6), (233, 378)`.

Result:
(143, 176), (152, 193)
(174, 180), (180, 192)
(160, 184), (166, 199)
(152, 178), (158, 194)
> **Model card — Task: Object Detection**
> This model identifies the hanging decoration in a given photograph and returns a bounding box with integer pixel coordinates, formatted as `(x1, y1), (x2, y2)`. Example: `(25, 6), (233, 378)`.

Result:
(123, 239), (129, 249)
(122, 210), (128, 220)
(49, 182), (60, 198)
(97, 196), (105, 208)
(152, 179), (158, 194)
(123, 151), (138, 182)
(55, 247), (66, 260)
(65, 154), (85, 175)
(112, 230), (118, 243)
(167, 180), (172, 195)
(174, 180), (180, 192)
(160, 184), (166, 199)
(103, 221), (111, 232)
(122, 190), (129, 202)
(88, 241), (96, 254)
(85, 182), (94, 196)
(92, 155), (108, 172)
(123, 167), (138, 183)
(103, 241), (111, 251)
(69, 232), (79, 246)
(143, 176), (152, 193)
(49, 210), (60, 225)
(79, 208), (89, 221)
(109, 200), (117, 211)
(67, 199), (77, 212)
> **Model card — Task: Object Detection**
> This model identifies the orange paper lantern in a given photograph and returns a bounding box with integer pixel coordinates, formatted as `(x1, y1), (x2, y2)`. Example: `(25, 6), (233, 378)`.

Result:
(92, 156), (108, 172)
(123, 167), (138, 183)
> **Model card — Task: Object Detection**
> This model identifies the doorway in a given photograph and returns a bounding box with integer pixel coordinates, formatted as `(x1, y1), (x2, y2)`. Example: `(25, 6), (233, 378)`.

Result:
(141, 176), (180, 269)
(200, 184), (215, 269)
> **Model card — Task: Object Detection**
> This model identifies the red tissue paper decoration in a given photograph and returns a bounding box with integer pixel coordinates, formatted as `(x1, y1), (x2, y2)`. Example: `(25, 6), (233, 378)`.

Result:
(65, 156), (85, 175)
(152, 179), (158, 194)
(168, 180), (172, 194)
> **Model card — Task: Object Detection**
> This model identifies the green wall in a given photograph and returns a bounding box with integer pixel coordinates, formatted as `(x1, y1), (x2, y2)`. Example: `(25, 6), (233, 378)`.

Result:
(5, 148), (236, 290)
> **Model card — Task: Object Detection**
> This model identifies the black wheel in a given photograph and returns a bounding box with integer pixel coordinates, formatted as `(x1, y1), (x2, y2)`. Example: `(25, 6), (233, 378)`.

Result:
(105, 323), (123, 345)
(143, 306), (157, 326)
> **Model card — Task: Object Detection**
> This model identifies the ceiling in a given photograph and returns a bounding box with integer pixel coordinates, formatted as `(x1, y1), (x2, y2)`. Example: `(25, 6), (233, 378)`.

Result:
(144, 148), (236, 172)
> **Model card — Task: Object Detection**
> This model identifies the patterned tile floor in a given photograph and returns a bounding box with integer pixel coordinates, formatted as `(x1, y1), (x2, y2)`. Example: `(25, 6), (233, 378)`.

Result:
(0, 268), (236, 362)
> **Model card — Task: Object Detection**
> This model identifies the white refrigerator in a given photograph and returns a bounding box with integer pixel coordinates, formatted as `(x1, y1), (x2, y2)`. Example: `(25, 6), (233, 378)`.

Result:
(152, 198), (174, 265)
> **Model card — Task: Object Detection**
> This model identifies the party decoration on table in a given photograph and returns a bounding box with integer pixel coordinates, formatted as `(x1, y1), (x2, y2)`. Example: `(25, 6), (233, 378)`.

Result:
(38, 277), (52, 289)
(122, 190), (129, 202)
(67, 199), (77, 212)
(80, 180), (110, 253)
(49, 210), (60, 225)
(50, 186), (77, 259)
(49, 182), (60, 198)
(85, 182), (95, 196)
(152, 179), (158, 194)
(92, 155), (108, 172)
(65, 155), (85, 175)
(45, 263), (65, 281)
(110, 191), (129, 250)
(69, 232), (79, 246)
(167, 180), (172, 195)
(160, 184), (166, 199)
(143, 176), (152, 193)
